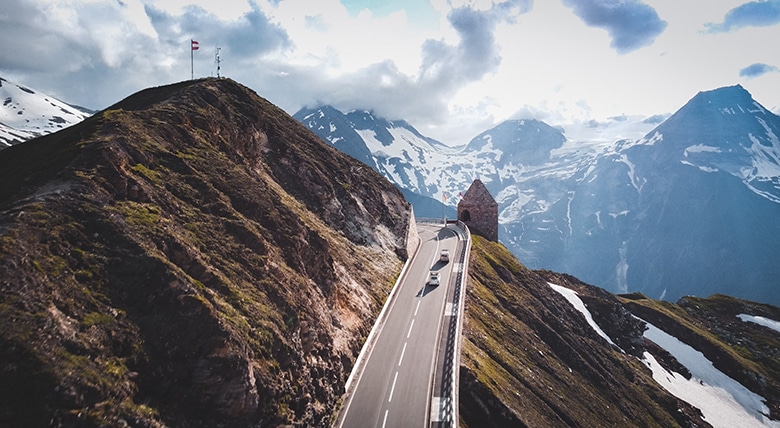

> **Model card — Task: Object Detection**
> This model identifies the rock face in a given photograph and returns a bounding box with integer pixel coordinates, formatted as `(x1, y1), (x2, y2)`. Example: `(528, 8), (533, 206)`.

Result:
(0, 78), (412, 427)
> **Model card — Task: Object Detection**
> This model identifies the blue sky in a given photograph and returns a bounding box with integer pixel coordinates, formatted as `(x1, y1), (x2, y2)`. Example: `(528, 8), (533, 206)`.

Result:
(340, 0), (440, 27)
(1, 0), (779, 145)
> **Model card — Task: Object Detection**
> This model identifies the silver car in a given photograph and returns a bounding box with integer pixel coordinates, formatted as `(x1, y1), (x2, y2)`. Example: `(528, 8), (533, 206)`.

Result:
(428, 271), (440, 286)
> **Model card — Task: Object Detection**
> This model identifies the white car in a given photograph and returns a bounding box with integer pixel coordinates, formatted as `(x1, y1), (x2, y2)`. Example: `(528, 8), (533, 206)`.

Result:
(428, 271), (441, 286)
(440, 249), (450, 263)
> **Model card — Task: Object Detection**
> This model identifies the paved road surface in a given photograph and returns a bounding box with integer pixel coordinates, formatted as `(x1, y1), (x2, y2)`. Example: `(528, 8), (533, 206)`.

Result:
(337, 223), (462, 428)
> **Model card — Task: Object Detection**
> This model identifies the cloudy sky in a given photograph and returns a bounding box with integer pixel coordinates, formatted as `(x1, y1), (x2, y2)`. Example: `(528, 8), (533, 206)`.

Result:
(2, 0), (779, 145)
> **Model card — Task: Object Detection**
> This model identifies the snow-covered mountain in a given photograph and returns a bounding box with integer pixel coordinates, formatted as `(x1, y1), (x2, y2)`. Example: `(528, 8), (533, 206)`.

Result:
(295, 85), (780, 306)
(294, 106), (457, 196)
(1, 76), (92, 148)
(586, 85), (780, 303)
(294, 106), (460, 218)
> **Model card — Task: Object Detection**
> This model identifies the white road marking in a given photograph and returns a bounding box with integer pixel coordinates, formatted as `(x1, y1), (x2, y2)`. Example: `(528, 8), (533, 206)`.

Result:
(382, 409), (389, 428)
(445, 302), (456, 316)
(414, 300), (421, 316)
(407, 319), (415, 338)
(388, 371), (399, 402)
(430, 396), (443, 422)
(398, 342), (407, 366)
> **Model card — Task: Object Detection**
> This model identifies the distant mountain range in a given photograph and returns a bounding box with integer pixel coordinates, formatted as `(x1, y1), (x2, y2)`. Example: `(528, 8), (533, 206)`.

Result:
(295, 84), (780, 306)
(0, 76), (92, 148)
(3, 76), (778, 305)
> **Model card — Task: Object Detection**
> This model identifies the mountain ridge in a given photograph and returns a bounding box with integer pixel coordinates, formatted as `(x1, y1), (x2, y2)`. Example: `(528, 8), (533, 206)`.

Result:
(0, 77), (413, 426)
(461, 236), (780, 427)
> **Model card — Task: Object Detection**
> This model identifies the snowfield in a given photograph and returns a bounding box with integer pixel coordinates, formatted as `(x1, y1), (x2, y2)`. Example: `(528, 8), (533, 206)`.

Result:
(1, 77), (91, 147)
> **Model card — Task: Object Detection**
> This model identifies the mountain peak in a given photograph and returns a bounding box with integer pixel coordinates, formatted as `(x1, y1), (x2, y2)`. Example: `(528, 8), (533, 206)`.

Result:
(688, 84), (762, 114)
(639, 83), (777, 152)
(464, 118), (566, 166)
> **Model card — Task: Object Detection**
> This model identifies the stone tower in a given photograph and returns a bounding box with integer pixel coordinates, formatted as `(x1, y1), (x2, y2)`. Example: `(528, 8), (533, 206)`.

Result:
(457, 179), (498, 241)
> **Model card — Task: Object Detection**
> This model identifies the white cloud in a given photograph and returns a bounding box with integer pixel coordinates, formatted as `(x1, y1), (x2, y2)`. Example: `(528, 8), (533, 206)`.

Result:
(1, 0), (779, 146)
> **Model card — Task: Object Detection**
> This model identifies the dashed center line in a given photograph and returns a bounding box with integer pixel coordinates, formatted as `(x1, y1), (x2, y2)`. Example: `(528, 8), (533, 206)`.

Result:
(388, 371), (399, 403)
(398, 342), (407, 366)
(414, 300), (421, 317)
(407, 319), (415, 339)
(382, 409), (389, 428)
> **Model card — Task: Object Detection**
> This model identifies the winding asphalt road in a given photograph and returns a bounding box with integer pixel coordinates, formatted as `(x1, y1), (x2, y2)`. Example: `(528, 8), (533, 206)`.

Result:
(335, 223), (465, 428)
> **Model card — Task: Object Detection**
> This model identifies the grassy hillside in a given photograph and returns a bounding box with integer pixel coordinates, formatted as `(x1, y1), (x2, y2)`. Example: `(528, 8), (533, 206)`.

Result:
(459, 236), (710, 427)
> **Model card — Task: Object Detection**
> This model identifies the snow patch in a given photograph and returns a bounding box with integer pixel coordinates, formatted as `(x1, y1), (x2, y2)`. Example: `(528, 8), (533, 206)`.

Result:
(752, 101), (768, 115)
(608, 210), (630, 219)
(681, 160), (719, 173)
(685, 144), (723, 156)
(640, 320), (778, 427)
(547, 282), (617, 347)
(737, 314), (780, 334)
(616, 154), (643, 192)
(638, 131), (663, 146)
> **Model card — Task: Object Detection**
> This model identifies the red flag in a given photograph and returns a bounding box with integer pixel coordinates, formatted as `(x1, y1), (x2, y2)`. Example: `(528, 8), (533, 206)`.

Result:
(191, 40), (199, 51)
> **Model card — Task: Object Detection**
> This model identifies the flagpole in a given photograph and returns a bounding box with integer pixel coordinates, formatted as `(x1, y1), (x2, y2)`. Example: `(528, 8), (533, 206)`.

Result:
(191, 40), (194, 80)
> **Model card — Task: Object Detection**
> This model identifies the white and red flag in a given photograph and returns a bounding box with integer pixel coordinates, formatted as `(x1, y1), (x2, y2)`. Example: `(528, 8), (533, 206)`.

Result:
(191, 40), (199, 51)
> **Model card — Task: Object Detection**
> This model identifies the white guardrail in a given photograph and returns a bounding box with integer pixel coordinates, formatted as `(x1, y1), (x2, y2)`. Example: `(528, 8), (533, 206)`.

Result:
(442, 220), (470, 428)
(424, 219), (471, 428)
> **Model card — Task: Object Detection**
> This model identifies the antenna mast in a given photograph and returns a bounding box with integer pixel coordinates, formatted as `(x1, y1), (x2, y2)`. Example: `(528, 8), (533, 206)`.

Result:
(215, 47), (222, 78)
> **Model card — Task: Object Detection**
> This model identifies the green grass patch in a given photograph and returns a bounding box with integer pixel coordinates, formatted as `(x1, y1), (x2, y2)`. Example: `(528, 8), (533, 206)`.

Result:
(81, 312), (115, 327)
(110, 201), (161, 229)
(131, 163), (164, 184)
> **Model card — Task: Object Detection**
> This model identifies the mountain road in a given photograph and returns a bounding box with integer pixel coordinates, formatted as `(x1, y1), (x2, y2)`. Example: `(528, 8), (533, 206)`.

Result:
(335, 222), (466, 428)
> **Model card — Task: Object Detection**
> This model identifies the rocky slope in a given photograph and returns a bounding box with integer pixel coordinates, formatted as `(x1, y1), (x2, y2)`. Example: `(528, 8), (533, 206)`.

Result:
(0, 78), (412, 427)
(460, 236), (780, 427)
